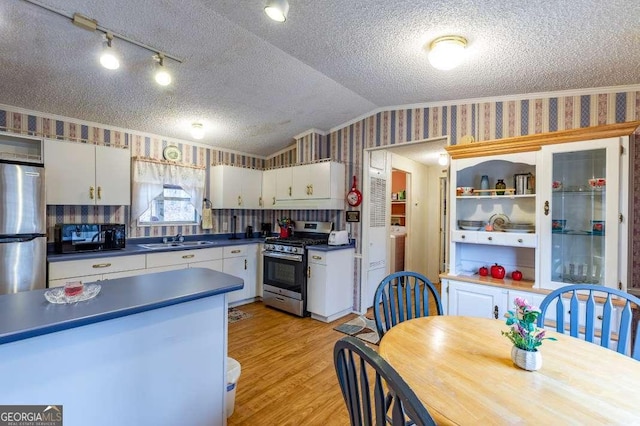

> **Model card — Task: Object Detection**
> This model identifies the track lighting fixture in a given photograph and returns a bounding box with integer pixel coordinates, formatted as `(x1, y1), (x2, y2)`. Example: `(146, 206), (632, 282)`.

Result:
(154, 53), (172, 86)
(264, 0), (289, 22)
(99, 33), (120, 70)
(191, 123), (205, 140)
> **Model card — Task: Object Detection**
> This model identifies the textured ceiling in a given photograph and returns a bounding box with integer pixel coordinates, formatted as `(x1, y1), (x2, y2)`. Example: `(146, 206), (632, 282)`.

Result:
(1, 1), (639, 157)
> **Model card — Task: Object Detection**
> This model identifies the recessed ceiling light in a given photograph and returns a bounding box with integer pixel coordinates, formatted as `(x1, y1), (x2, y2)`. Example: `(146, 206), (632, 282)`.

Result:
(264, 0), (289, 22)
(427, 35), (467, 71)
(191, 123), (205, 140)
(438, 153), (449, 166)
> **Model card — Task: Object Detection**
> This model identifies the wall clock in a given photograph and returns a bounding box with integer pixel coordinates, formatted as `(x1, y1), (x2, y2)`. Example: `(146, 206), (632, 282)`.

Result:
(163, 145), (182, 161)
(346, 175), (362, 207)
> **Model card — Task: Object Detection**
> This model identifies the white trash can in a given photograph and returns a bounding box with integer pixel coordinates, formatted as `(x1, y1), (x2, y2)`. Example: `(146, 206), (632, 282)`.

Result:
(226, 357), (241, 417)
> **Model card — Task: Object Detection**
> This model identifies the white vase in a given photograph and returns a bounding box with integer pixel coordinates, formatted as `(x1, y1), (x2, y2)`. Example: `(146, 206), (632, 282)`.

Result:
(511, 346), (542, 371)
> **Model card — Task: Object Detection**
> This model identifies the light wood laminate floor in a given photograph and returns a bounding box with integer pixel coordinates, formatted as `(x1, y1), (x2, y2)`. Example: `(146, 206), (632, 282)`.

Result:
(227, 302), (359, 425)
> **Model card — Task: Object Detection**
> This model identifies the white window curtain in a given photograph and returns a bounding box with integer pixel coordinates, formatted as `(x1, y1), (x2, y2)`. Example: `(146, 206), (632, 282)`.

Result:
(131, 159), (205, 225)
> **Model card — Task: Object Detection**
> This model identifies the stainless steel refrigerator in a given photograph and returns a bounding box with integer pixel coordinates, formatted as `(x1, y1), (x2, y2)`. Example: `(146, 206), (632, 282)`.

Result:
(0, 161), (46, 294)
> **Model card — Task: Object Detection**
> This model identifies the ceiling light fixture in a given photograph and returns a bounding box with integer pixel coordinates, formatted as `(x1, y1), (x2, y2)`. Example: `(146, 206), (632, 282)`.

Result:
(191, 123), (205, 140)
(438, 153), (449, 166)
(264, 0), (289, 22)
(154, 53), (172, 86)
(99, 32), (120, 70)
(427, 35), (467, 71)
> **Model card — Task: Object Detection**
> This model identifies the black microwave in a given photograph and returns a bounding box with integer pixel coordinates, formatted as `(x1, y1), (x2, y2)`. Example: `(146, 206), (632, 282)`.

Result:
(54, 223), (126, 253)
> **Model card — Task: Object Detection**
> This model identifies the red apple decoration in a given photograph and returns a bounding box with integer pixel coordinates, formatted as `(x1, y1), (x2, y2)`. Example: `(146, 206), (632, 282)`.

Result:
(511, 270), (523, 281)
(490, 263), (506, 279)
(478, 266), (489, 276)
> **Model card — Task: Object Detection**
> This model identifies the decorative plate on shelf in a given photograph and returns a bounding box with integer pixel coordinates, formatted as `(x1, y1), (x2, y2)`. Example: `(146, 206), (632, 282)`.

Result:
(44, 283), (101, 304)
(163, 145), (182, 161)
(488, 213), (510, 231)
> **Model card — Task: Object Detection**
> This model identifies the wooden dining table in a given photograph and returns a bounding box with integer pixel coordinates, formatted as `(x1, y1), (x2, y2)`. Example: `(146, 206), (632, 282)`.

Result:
(378, 316), (640, 425)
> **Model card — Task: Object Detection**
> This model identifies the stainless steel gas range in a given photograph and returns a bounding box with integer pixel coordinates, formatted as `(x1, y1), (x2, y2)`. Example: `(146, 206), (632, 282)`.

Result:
(262, 221), (333, 317)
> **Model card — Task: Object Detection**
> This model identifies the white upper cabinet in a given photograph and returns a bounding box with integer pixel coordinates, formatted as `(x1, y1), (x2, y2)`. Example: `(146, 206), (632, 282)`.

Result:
(444, 122), (636, 294)
(44, 139), (130, 205)
(538, 137), (625, 291)
(270, 161), (346, 209)
(262, 169), (277, 209)
(210, 165), (263, 209)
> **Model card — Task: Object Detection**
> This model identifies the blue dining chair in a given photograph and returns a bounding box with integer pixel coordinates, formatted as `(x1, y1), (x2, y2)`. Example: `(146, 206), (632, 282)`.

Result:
(537, 284), (640, 360)
(373, 271), (443, 340)
(334, 336), (436, 426)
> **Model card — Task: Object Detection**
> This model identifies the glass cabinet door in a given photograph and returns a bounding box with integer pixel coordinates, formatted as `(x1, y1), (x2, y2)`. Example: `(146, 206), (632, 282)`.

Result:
(540, 138), (620, 290)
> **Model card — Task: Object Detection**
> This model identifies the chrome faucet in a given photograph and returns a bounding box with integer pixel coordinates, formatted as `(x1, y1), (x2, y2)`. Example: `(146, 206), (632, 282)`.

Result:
(172, 233), (184, 243)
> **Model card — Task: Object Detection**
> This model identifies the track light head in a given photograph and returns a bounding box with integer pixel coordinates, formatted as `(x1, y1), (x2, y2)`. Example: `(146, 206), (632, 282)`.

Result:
(99, 33), (120, 70)
(154, 53), (172, 86)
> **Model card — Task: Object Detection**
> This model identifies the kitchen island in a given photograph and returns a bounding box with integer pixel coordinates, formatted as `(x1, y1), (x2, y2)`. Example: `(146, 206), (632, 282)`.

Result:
(0, 268), (243, 426)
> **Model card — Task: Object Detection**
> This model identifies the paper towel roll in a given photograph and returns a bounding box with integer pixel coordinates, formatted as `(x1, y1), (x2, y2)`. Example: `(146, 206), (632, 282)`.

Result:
(202, 208), (213, 230)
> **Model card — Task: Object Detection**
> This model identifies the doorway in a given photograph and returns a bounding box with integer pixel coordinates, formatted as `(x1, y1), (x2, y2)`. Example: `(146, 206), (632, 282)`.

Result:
(359, 136), (449, 313)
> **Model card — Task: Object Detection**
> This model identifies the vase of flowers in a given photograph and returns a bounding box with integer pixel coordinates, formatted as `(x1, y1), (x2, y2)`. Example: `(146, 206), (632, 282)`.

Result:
(502, 297), (555, 371)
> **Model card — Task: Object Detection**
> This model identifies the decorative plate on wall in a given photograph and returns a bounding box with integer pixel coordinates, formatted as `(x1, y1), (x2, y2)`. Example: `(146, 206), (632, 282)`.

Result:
(163, 145), (182, 161)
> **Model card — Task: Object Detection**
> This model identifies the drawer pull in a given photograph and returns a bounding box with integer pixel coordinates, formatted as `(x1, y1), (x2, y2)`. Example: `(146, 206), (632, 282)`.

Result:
(92, 263), (111, 268)
(182, 254), (195, 259)
(487, 237), (493, 241)
(312, 255), (322, 260)
(231, 249), (241, 254)
(461, 235), (465, 239)
(517, 238), (523, 243)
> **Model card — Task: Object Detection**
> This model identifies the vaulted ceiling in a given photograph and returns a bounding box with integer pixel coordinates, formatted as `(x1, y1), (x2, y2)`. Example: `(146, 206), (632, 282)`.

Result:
(2, 1), (639, 156)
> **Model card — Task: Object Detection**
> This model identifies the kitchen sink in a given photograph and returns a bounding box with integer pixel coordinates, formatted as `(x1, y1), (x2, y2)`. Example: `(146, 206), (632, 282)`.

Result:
(138, 241), (215, 250)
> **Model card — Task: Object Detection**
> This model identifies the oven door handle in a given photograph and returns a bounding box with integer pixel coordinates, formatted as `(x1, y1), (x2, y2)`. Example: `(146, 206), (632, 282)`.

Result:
(263, 251), (303, 262)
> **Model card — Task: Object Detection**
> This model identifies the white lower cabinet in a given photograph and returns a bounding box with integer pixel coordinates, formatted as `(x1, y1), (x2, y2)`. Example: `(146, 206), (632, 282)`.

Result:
(223, 245), (259, 306)
(146, 247), (223, 272)
(48, 245), (261, 305)
(48, 254), (146, 287)
(446, 280), (509, 319)
(306, 248), (354, 322)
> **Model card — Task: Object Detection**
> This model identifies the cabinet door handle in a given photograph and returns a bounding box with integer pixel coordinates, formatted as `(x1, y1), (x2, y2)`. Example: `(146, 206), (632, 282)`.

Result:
(231, 249), (241, 254)
(493, 305), (499, 319)
(259, 196), (263, 207)
(517, 238), (523, 243)
(544, 200), (549, 216)
(89, 186), (94, 200)
(487, 237), (493, 241)
(272, 196), (276, 205)
(97, 186), (102, 200)
(244, 259), (247, 270)
(92, 263), (112, 268)
(182, 254), (195, 259)
(312, 255), (322, 260)
(288, 186), (292, 196)
(307, 266), (311, 278)
(461, 235), (465, 239)
(309, 184), (313, 195)
(237, 196), (242, 206)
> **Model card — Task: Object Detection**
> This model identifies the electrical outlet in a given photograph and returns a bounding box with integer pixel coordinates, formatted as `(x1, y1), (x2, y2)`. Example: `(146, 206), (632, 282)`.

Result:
(223, 222), (228, 232)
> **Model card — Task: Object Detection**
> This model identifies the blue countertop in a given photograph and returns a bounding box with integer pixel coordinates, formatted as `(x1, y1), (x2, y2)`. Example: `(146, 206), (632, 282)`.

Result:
(48, 236), (266, 262)
(47, 236), (355, 261)
(0, 268), (243, 345)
